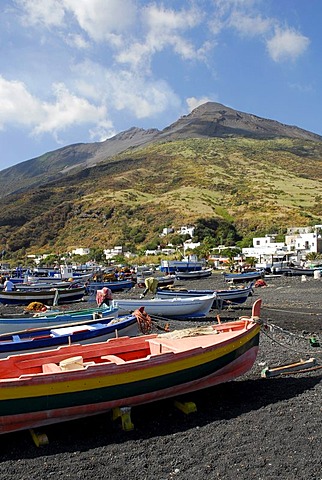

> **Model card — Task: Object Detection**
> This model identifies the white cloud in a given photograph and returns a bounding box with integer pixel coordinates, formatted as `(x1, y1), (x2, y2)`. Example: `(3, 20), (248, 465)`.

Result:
(33, 83), (107, 136)
(0, 75), (110, 140)
(5, 0), (314, 158)
(63, 0), (137, 42)
(103, 68), (181, 118)
(144, 4), (202, 31)
(0, 76), (43, 129)
(228, 11), (272, 36)
(16, 0), (136, 44)
(89, 120), (116, 142)
(119, 84), (177, 118)
(116, 4), (206, 71)
(16, 0), (66, 27)
(65, 33), (90, 49)
(71, 57), (181, 119)
(266, 27), (310, 62)
(288, 82), (314, 94)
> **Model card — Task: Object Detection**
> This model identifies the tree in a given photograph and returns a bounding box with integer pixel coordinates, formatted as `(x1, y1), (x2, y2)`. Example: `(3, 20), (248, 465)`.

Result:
(89, 248), (106, 263)
(306, 252), (322, 261)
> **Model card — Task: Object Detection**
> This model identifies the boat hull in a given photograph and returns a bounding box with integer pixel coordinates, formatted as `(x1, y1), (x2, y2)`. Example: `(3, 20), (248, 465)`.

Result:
(115, 294), (216, 318)
(223, 271), (263, 283)
(0, 315), (138, 358)
(88, 280), (134, 292)
(160, 260), (204, 273)
(0, 306), (119, 334)
(283, 267), (321, 277)
(0, 320), (260, 434)
(156, 285), (253, 307)
(0, 286), (86, 306)
(175, 269), (213, 280)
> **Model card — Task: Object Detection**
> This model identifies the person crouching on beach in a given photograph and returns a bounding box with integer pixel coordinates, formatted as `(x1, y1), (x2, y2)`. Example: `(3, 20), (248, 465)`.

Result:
(96, 287), (113, 307)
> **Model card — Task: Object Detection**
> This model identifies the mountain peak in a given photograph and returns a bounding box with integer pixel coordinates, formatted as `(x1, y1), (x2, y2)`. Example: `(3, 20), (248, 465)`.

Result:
(160, 102), (322, 141)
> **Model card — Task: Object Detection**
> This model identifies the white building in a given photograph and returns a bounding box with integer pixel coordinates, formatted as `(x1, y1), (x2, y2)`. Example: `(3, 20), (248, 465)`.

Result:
(160, 227), (174, 237)
(104, 246), (123, 259)
(145, 249), (159, 256)
(242, 227), (322, 268)
(285, 230), (322, 255)
(177, 225), (195, 237)
(71, 248), (90, 256)
(183, 240), (200, 252)
(242, 235), (286, 260)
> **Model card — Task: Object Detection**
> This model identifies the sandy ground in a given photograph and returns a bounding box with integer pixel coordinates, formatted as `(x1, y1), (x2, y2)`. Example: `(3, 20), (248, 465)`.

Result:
(0, 273), (322, 479)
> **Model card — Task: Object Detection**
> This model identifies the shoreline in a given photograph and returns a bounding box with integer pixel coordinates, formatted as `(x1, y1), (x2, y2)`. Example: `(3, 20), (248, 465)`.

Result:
(0, 274), (322, 479)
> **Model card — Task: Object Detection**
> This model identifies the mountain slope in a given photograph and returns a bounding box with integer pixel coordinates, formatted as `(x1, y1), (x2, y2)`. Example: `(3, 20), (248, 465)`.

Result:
(1, 102), (321, 198)
(1, 136), (322, 256)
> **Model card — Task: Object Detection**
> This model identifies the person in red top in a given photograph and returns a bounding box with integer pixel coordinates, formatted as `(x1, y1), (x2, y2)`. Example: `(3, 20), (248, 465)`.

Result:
(96, 287), (113, 307)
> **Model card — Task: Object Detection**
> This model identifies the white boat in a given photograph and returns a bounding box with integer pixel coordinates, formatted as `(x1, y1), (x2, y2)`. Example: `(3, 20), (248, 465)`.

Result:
(114, 294), (216, 318)
(10, 265), (93, 285)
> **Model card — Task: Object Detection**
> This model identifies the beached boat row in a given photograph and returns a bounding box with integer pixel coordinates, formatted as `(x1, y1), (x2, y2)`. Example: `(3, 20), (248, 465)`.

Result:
(0, 263), (264, 436)
(0, 299), (262, 435)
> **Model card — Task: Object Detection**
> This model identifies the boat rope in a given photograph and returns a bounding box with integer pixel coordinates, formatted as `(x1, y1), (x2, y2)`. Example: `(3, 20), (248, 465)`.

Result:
(260, 320), (322, 358)
(264, 305), (322, 316)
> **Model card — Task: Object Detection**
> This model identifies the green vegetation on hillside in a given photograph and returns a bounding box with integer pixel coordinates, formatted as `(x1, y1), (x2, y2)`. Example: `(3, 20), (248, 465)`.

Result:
(0, 137), (322, 258)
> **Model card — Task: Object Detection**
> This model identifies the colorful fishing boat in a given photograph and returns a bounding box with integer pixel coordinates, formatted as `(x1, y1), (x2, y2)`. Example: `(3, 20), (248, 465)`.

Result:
(0, 314), (138, 358)
(0, 299), (262, 434)
(0, 304), (119, 334)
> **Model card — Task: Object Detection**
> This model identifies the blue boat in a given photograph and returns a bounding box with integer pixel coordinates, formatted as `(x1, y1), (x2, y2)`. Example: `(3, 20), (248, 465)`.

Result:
(0, 304), (119, 334)
(0, 314), (138, 358)
(223, 270), (264, 283)
(156, 283), (254, 308)
(87, 279), (134, 293)
(160, 259), (205, 273)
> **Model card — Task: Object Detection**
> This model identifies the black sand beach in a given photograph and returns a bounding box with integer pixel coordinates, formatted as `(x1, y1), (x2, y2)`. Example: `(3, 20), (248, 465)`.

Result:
(0, 273), (322, 479)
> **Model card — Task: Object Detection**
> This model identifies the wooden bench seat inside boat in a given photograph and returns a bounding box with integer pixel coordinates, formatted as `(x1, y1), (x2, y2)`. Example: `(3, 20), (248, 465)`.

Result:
(148, 339), (182, 354)
(148, 333), (226, 355)
(100, 354), (126, 364)
(42, 363), (62, 373)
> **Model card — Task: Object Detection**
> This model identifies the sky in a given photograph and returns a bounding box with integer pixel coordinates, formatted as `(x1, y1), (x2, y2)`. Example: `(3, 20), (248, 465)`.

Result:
(0, 0), (321, 171)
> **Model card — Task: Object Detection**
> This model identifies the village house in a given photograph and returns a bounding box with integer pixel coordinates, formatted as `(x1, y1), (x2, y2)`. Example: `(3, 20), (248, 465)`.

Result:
(71, 248), (90, 256)
(104, 246), (123, 260)
(285, 225), (322, 255)
(183, 239), (200, 252)
(242, 235), (287, 262)
(160, 227), (174, 237)
(177, 225), (195, 237)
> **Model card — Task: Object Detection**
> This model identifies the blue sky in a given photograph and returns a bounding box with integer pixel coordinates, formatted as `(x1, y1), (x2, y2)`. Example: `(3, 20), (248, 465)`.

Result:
(0, 0), (321, 171)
